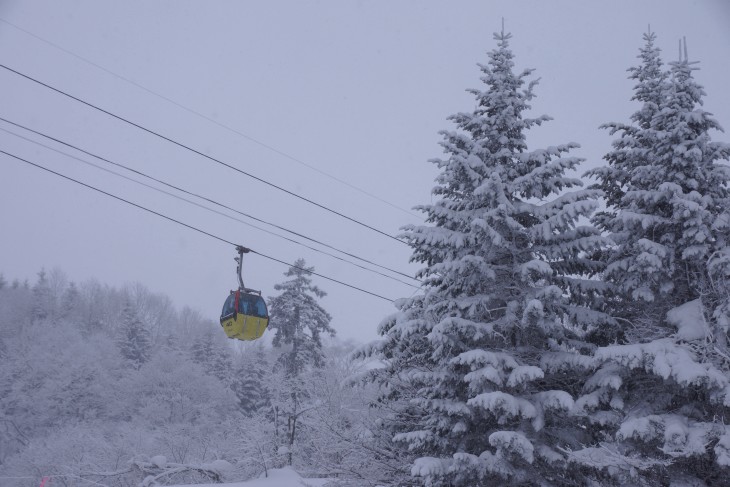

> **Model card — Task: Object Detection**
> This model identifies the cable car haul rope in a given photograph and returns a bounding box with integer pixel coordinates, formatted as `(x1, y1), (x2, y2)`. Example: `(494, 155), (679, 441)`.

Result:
(3, 150), (398, 307)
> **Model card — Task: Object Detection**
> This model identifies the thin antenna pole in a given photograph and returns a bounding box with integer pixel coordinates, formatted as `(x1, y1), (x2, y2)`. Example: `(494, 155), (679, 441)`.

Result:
(678, 39), (682, 62)
(683, 36), (688, 62)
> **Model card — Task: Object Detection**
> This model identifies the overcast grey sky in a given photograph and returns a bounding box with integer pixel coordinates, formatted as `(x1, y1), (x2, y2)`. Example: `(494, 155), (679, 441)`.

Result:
(1, 1), (729, 344)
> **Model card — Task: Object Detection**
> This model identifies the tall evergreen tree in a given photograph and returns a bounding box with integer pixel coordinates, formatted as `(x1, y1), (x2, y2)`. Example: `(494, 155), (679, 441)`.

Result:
(230, 345), (270, 415)
(588, 30), (668, 223)
(572, 36), (730, 485)
(31, 269), (52, 323)
(268, 258), (334, 466)
(589, 34), (730, 326)
(190, 327), (233, 384)
(117, 299), (152, 370)
(362, 30), (605, 486)
(269, 258), (334, 377)
(60, 281), (81, 321)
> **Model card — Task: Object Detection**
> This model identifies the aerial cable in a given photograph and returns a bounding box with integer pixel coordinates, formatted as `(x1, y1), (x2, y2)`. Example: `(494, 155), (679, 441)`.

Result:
(0, 117), (420, 285)
(0, 116), (418, 281)
(1, 150), (396, 302)
(0, 125), (419, 289)
(0, 63), (408, 245)
(0, 17), (423, 221)
(1, 150), (233, 245)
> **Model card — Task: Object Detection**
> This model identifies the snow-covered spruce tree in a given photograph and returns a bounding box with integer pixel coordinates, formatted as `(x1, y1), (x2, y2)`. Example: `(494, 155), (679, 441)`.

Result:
(60, 280), (81, 321)
(190, 326), (233, 384)
(31, 268), (52, 323)
(571, 37), (730, 485)
(360, 30), (606, 486)
(588, 30), (668, 261)
(269, 258), (335, 376)
(117, 299), (152, 369)
(268, 258), (335, 466)
(230, 344), (270, 416)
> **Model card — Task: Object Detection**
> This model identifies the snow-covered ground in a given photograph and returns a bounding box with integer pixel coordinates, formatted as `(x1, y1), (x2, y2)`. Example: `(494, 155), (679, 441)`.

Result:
(169, 467), (331, 487)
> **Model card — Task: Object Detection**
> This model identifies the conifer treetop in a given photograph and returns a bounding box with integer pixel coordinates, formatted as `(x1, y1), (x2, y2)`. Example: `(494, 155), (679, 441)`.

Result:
(269, 258), (334, 375)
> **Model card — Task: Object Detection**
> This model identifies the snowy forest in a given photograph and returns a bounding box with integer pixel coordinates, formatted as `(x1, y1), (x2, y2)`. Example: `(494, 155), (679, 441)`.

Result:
(2, 29), (730, 487)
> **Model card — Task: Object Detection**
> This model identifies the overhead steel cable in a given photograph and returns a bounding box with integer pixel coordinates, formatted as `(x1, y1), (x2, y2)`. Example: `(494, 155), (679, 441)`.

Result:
(0, 63), (408, 245)
(0, 117), (420, 286)
(0, 16), (423, 221)
(1, 127), (419, 289)
(1, 149), (396, 302)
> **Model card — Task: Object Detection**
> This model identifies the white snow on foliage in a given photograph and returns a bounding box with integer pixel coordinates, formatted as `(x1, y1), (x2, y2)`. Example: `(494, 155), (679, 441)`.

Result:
(464, 364), (503, 386)
(617, 415), (718, 459)
(666, 299), (708, 341)
(715, 429), (730, 467)
(451, 349), (518, 369)
(411, 456), (446, 478)
(506, 365), (544, 387)
(467, 391), (537, 419)
(168, 467), (330, 487)
(567, 443), (672, 472)
(489, 431), (535, 463)
(539, 351), (596, 373)
(520, 259), (553, 279)
(584, 363), (623, 391)
(533, 390), (574, 411)
(595, 339), (728, 390)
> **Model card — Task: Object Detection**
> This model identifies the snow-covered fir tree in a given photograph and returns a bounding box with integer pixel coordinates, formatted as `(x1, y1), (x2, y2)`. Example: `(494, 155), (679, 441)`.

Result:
(117, 299), (152, 369)
(60, 281), (80, 321)
(361, 30), (606, 486)
(190, 327), (233, 384)
(31, 269), (52, 323)
(267, 259), (335, 466)
(231, 344), (270, 415)
(572, 36), (730, 485)
(269, 258), (335, 376)
(589, 30), (667, 220)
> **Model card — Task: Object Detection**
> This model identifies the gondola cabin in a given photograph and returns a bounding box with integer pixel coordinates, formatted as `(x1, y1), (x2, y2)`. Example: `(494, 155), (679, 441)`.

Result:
(220, 290), (269, 340)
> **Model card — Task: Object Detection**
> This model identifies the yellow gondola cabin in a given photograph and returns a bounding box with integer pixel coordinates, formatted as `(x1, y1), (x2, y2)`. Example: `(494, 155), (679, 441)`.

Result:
(219, 245), (269, 341)
(220, 289), (269, 340)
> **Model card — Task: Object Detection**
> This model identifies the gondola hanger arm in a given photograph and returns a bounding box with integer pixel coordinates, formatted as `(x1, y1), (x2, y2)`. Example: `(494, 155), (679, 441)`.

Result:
(235, 245), (261, 294)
